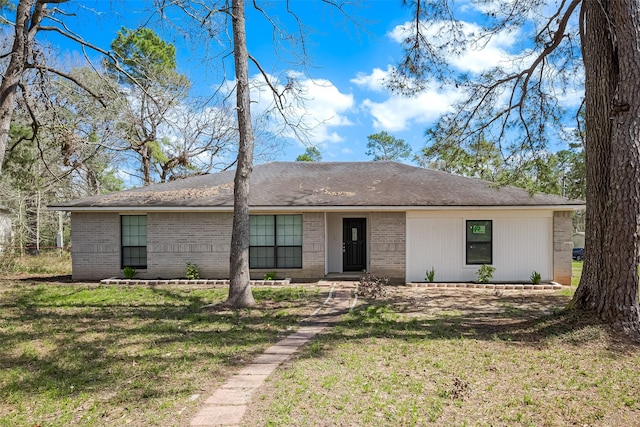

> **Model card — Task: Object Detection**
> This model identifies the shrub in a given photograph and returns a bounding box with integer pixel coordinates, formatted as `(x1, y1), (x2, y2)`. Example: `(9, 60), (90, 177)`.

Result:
(425, 266), (435, 282)
(357, 272), (388, 299)
(263, 271), (276, 280)
(530, 270), (541, 284)
(185, 262), (200, 280)
(123, 266), (137, 279)
(476, 264), (495, 283)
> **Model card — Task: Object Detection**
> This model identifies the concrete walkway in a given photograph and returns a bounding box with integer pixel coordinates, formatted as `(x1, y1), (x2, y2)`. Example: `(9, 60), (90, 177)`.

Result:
(190, 283), (354, 427)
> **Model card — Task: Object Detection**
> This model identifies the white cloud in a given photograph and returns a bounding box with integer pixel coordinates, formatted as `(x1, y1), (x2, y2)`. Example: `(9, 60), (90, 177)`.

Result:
(247, 72), (355, 145)
(388, 20), (521, 74)
(361, 89), (458, 132)
(350, 67), (392, 92)
(349, 17), (566, 132)
(351, 66), (460, 132)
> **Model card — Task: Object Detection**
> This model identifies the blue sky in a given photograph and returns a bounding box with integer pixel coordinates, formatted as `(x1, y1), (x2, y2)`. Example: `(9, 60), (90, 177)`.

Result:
(37, 1), (582, 165)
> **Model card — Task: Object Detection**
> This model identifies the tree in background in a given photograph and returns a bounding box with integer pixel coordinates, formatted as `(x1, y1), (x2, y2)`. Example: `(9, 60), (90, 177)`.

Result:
(46, 67), (126, 196)
(419, 131), (503, 181)
(105, 27), (191, 186)
(557, 141), (586, 232)
(104, 27), (240, 185)
(394, 0), (640, 335)
(2, 119), (73, 253)
(0, 0), (51, 177)
(555, 128), (586, 202)
(0, 0), (125, 178)
(296, 146), (322, 162)
(1, 55), (123, 253)
(420, 130), (585, 199)
(366, 131), (411, 161)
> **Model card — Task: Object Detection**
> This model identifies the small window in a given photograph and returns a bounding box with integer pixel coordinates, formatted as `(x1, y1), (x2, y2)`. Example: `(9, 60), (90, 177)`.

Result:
(122, 215), (147, 269)
(250, 214), (302, 269)
(466, 220), (492, 265)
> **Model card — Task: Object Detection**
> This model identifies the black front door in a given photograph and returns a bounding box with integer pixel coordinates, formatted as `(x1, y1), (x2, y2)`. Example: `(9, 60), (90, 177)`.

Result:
(343, 218), (366, 271)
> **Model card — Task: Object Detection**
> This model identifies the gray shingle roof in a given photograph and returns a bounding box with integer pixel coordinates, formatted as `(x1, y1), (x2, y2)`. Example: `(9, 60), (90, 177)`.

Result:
(50, 161), (583, 210)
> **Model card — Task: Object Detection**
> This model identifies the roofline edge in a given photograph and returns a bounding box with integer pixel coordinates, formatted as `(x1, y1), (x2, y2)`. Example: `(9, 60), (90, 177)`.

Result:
(49, 204), (584, 213)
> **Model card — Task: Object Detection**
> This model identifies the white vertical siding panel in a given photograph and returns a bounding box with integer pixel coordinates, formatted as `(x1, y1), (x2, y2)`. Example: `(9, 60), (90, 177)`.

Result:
(406, 217), (462, 282)
(407, 210), (553, 283)
(326, 213), (342, 272)
(493, 217), (552, 281)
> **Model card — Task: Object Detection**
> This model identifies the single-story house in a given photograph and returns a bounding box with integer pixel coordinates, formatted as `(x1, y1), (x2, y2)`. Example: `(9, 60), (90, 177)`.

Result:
(49, 161), (584, 284)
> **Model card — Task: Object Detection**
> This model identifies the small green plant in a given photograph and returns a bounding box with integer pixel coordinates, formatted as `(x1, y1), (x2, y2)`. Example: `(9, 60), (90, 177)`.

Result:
(123, 266), (137, 279)
(264, 271), (276, 280)
(425, 267), (435, 282)
(530, 270), (541, 284)
(185, 262), (200, 280)
(476, 264), (495, 283)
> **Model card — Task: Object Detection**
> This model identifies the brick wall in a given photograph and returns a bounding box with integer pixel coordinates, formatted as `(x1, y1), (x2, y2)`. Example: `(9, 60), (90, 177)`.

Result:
(369, 212), (406, 283)
(553, 211), (573, 285)
(71, 211), (326, 281)
(71, 212), (121, 280)
(147, 212), (233, 279)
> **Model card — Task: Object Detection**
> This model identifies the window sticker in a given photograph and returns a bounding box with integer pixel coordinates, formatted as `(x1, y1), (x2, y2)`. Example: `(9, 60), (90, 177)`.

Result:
(472, 225), (486, 234)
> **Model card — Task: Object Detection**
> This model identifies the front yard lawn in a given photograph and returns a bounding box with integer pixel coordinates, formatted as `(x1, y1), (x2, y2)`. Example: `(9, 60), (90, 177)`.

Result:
(244, 286), (640, 427)
(4, 259), (638, 427)
(0, 281), (322, 426)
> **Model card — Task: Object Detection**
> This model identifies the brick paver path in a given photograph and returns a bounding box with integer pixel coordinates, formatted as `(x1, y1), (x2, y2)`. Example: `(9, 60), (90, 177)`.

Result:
(190, 284), (354, 427)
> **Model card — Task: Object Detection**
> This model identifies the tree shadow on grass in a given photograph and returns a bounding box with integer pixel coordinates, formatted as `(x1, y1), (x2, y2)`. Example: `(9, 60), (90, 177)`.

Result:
(0, 283), (323, 425)
(17, 275), (73, 283)
(2, 283), (635, 425)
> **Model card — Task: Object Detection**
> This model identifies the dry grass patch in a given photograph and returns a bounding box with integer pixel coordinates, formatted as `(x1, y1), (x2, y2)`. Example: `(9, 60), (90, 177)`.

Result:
(1, 252), (72, 279)
(244, 287), (640, 427)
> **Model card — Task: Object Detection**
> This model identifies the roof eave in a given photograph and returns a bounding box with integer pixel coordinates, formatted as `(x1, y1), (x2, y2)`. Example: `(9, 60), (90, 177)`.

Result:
(49, 204), (585, 213)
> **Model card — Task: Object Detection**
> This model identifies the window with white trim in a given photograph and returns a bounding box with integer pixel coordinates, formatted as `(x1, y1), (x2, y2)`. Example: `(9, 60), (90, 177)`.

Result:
(466, 220), (492, 265)
(249, 214), (302, 269)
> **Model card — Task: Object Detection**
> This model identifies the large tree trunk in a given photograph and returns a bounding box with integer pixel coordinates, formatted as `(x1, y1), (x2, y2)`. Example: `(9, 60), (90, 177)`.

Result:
(572, 0), (640, 336)
(0, 0), (36, 177)
(226, 0), (255, 308)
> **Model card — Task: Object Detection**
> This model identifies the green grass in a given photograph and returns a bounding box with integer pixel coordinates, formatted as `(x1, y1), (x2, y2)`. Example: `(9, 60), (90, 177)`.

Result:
(0, 282), (322, 426)
(244, 288), (640, 427)
(0, 259), (632, 427)
(572, 259), (583, 286)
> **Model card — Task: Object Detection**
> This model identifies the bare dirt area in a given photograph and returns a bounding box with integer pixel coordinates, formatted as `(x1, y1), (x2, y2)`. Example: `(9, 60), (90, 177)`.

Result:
(243, 285), (640, 427)
(380, 286), (580, 338)
(384, 286), (568, 317)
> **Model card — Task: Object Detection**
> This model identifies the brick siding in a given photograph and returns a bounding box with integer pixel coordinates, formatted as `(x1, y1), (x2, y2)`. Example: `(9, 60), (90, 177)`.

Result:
(369, 212), (406, 283)
(147, 212), (233, 279)
(71, 211), (326, 281)
(71, 212), (121, 280)
(553, 211), (573, 285)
